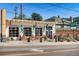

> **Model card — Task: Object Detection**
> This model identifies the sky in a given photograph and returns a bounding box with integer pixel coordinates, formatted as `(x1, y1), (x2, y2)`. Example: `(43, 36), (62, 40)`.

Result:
(1, 3), (79, 20)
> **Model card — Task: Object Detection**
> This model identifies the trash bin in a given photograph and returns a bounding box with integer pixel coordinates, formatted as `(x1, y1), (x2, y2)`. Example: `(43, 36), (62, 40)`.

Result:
(27, 37), (30, 42)
(19, 36), (21, 41)
(40, 38), (42, 42)
(11, 37), (13, 41)
(0, 35), (6, 42)
(54, 35), (58, 42)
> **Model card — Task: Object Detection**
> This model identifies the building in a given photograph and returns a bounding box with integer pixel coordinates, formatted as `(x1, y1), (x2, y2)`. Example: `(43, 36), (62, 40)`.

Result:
(0, 9), (57, 41)
(55, 17), (79, 41)
(6, 20), (57, 40)
(46, 16), (79, 41)
(0, 9), (79, 42)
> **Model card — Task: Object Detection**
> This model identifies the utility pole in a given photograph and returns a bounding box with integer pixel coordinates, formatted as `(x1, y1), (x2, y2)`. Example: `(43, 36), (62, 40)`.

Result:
(14, 6), (18, 19)
(70, 16), (75, 41)
(75, 27), (77, 40)
(1, 9), (2, 42)
(19, 4), (23, 40)
(62, 19), (64, 30)
(72, 17), (74, 40)
(20, 4), (22, 20)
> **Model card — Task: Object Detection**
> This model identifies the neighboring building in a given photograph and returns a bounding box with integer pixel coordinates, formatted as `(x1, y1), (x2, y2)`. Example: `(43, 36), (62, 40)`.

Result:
(46, 16), (79, 40)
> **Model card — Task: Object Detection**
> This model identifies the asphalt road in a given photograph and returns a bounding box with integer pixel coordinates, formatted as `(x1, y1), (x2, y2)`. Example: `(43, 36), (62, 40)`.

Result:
(0, 44), (79, 56)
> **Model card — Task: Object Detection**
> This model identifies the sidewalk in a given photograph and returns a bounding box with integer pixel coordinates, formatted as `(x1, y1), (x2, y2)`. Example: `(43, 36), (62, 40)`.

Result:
(0, 40), (79, 47)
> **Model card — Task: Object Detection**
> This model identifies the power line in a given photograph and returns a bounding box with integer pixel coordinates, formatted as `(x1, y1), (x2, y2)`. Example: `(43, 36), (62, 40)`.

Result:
(21, 4), (79, 17)
(6, 4), (79, 19)
(6, 10), (19, 15)
(7, 10), (15, 14)
(22, 3), (79, 13)
(6, 4), (79, 14)
(20, 4), (22, 19)
(47, 4), (79, 13)
(14, 6), (18, 18)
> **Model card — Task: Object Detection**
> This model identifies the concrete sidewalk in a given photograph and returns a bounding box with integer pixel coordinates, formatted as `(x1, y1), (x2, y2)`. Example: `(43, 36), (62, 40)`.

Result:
(0, 41), (79, 47)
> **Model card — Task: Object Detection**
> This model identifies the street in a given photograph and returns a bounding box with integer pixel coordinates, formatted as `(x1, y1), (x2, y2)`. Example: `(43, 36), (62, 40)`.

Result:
(0, 42), (79, 56)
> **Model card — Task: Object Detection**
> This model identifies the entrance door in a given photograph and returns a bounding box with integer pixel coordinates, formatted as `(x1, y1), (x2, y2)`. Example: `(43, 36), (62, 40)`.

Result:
(46, 26), (52, 39)
(35, 28), (42, 36)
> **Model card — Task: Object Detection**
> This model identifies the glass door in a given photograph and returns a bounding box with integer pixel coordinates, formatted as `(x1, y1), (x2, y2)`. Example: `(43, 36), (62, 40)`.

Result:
(35, 28), (42, 36)
(46, 26), (52, 39)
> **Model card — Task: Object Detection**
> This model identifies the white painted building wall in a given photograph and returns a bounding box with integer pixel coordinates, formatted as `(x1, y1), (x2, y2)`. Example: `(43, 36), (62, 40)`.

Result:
(31, 25), (35, 36)
(43, 25), (46, 36)
(6, 24), (56, 39)
(52, 24), (56, 35)
(6, 26), (9, 37)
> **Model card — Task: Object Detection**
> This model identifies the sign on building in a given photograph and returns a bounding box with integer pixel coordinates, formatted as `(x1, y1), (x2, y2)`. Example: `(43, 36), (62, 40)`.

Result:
(31, 25), (35, 36)
(19, 24), (24, 36)
(70, 22), (77, 29)
(19, 25), (24, 33)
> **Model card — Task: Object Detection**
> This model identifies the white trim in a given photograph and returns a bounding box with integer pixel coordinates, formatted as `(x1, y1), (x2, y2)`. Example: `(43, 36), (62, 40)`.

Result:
(6, 26), (9, 37)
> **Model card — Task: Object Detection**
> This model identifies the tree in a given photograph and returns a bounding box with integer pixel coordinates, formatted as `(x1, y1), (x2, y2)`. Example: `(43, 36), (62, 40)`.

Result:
(45, 16), (60, 22)
(31, 13), (43, 21)
(13, 14), (32, 20)
(13, 14), (26, 19)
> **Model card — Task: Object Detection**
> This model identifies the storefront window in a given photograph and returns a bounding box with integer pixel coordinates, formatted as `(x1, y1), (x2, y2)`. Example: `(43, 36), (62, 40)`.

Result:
(24, 27), (31, 36)
(46, 26), (52, 39)
(9, 27), (19, 37)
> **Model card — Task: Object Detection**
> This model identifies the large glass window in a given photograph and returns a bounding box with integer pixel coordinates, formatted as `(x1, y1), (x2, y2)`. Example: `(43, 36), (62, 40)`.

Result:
(24, 27), (31, 36)
(9, 27), (19, 37)
(35, 28), (42, 36)
(46, 26), (52, 39)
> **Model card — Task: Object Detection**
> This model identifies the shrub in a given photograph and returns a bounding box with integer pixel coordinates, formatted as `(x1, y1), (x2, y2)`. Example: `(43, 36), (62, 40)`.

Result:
(64, 35), (72, 42)
(59, 35), (64, 42)
(11, 37), (14, 40)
